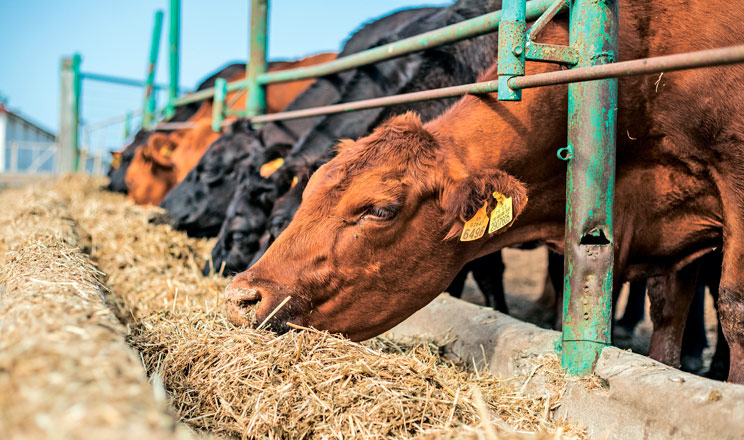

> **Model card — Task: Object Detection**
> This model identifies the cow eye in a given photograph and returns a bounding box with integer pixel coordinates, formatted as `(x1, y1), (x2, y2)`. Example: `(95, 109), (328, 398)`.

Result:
(365, 205), (399, 221)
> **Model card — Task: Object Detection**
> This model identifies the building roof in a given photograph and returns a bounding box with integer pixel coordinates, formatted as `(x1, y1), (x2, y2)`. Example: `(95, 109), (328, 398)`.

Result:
(0, 103), (56, 138)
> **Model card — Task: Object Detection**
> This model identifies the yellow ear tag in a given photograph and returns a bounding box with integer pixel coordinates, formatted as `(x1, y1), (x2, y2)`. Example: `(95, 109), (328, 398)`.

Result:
(260, 157), (284, 178)
(111, 155), (121, 169)
(460, 201), (489, 242)
(159, 146), (172, 158)
(290, 176), (299, 188)
(488, 191), (513, 234)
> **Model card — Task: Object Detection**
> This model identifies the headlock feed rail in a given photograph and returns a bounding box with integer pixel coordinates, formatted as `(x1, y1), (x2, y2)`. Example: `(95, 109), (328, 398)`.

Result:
(151, 0), (744, 374)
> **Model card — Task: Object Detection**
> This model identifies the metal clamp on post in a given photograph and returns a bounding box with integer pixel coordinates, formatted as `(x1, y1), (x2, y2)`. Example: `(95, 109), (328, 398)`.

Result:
(498, 0), (526, 101)
(212, 78), (227, 132)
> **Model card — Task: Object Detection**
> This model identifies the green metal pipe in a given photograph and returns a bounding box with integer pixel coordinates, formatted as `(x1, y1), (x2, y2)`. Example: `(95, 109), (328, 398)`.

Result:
(143, 10), (164, 129)
(171, 0), (554, 108)
(212, 78), (227, 132)
(165, 0), (180, 119)
(246, 0), (268, 118)
(81, 72), (168, 89)
(497, 0), (526, 101)
(70, 53), (82, 172)
(561, 0), (619, 375)
(235, 43), (744, 124)
(123, 112), (132, 141)
(257, 0), (553, 85)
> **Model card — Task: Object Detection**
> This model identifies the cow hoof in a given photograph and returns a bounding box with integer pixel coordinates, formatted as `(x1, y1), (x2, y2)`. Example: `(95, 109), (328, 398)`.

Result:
(680, 355), (704, 375)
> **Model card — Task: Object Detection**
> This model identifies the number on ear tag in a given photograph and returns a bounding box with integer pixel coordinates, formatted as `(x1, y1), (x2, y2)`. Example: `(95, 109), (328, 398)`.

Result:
(460, 201), (489, 242)
(488, 192), (513, 234)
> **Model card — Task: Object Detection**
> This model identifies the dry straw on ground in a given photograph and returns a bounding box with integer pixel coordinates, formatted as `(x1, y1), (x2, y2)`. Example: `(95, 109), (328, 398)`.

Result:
(2, 176), (589, 439)
(0, 184), (190, 440)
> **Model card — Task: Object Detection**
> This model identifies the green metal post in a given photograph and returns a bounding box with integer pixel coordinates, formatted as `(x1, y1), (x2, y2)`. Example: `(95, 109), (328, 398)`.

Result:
(246, 0), (268, 119)
(497, 0), (526, 101)
(212, 78), (227, 132)
(58, 53), (82, 173)
(165, 0), (180, 119)
(143, 10), (164, 129)
(561, 0), (619, 375)
(123, 112), (132, 141)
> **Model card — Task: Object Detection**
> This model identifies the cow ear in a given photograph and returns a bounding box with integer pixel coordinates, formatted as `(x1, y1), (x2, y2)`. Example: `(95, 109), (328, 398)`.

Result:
(441, 170), (528, 241)
(146, 136), (175, 169)
(110, 151), (122, 169)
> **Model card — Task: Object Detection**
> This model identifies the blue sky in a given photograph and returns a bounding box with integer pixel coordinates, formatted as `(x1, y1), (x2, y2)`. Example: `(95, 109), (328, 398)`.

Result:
(0, 0), (449, 147)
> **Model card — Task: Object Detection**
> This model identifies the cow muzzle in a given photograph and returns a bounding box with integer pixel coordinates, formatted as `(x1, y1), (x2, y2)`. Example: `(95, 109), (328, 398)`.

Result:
(224, 271), (301, 333)
(224, 282), (261, 326)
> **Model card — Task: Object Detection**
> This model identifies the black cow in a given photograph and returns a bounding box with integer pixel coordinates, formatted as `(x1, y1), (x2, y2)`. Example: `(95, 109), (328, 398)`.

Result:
(105, 63), (247, 193)
(160, 7), (437, 237)
(211, 0), (508, 274)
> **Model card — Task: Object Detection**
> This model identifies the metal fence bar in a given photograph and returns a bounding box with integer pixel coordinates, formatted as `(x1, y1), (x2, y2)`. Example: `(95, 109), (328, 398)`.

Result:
(171, 0), (554, 108)
(81, 72), (168, 89)
(235, 44), (744, 124)
(58, 54), (81, 173)
(246, 0), (269, 117)
(509, 44), (744, 89)
(165, 0), (180, 119)
(143, 10), (164, 129)
(561, 0), (618, 375)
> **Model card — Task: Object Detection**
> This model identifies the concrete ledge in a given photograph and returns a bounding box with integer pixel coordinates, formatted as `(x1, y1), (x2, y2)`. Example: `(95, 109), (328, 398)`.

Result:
(388, 294), (744, 439)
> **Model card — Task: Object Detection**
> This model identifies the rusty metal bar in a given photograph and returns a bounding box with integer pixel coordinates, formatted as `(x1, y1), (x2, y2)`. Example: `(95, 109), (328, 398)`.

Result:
(153, 121), (195, 131)
(510, 44), (744, 89)
(234, 44), (744, 123)
(527, 0), (567, 41)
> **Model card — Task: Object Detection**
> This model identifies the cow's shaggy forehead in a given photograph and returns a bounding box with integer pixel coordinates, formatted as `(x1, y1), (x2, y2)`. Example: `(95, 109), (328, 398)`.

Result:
(331, 112), (439, 179)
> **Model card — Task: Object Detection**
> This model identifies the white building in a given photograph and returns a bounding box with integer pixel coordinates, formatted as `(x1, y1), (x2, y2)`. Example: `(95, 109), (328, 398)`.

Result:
(0, 103), (56, 173)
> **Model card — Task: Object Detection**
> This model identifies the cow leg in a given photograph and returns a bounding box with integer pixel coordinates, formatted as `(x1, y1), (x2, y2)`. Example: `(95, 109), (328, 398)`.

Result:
(716, 243), (744, 383)
(615, 280), (647, 338)
(470, 251), (507, 313)
(647, 262), (699, 368)
(546, 250), (565, 329)
(701, 253), (729, 379)
(680, 282), (708, 373)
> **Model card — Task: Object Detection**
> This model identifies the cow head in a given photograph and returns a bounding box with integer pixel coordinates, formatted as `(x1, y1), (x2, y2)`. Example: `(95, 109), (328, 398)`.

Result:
(225, 113), (528, 340)
(107, 129), (151, 193)
(161, 121), (261, 237)
(206, 169), (277, 275)
(126, 133), (178, 205)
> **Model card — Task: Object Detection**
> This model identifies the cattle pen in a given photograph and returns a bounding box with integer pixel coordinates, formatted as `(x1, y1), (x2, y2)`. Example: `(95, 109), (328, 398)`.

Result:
(141, 0), (744, 376)
(27, 0), (744, 438)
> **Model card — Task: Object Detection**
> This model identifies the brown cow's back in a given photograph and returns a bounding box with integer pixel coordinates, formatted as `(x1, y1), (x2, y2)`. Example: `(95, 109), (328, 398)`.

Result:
(126, 52), (336, 205)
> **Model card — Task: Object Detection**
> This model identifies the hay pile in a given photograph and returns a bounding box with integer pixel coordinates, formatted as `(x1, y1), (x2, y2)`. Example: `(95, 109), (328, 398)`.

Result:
(0, 185), (189, 440)
(3, 176), (588, 439)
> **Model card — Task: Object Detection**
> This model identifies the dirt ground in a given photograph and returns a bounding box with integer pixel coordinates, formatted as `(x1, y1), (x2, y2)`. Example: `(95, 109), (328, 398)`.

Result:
(458, 246), (719, 375)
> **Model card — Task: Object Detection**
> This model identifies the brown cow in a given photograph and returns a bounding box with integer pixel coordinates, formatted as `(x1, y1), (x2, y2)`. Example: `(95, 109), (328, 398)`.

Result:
(126, 52), (337, 205)
(225, 2), (744, 382)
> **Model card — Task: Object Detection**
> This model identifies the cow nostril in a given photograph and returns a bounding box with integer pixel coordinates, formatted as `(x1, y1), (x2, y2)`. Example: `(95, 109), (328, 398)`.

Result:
(238, 297), (260, 308)
(224, 284), (262, 326)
